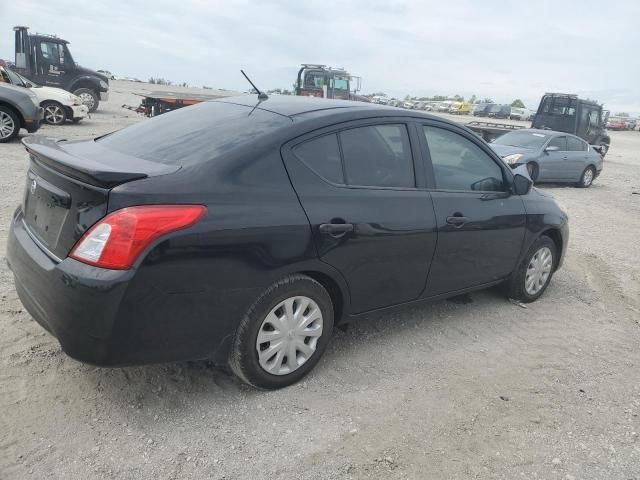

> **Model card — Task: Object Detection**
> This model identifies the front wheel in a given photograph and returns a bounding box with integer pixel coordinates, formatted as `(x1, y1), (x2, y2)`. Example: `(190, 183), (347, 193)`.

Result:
(503, 235), (556, 303)
(42, 101), (67, 125)
(73, 88), (99, 113)
(577, 166), (595, 188)
(229, 274), (334, 389)
(0, 106), (20, 143)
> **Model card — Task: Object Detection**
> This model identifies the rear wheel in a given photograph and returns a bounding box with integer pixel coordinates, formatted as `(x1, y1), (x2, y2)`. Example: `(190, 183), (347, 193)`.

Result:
(229, 274), (334, 389)
(577, 166), (595, 188)
(503, 235), (556, 303)
(42, 101), (67, 125)
(0, 106), (20, 143)
(526, 162), (539, 183)
(73, 88), (99, 113)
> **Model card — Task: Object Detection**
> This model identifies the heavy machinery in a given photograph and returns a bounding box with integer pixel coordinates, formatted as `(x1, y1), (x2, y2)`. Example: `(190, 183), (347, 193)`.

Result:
(12, 26), (109, 112)
(467, 93), (611, 155)
(295, 64), (368, 101)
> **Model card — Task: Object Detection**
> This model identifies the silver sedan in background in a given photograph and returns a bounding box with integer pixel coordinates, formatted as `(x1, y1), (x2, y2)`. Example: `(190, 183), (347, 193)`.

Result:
(489, 129), (603, 187)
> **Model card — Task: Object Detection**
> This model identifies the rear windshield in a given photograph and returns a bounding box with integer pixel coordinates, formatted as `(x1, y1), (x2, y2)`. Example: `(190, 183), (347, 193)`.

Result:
(98, 101), (290, 166)
(492, 131), (549, 149)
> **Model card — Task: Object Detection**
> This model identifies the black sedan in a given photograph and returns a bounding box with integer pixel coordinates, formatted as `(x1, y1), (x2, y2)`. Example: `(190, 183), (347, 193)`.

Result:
(7, 95), (569, 389)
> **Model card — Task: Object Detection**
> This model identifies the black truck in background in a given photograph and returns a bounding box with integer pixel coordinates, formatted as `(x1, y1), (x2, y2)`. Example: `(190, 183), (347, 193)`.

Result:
(12, 26), (108, 112)
(467, 93), (611, 156)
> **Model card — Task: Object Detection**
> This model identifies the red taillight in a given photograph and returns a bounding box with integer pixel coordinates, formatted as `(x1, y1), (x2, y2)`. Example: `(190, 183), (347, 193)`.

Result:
(69, 205), (206, 270)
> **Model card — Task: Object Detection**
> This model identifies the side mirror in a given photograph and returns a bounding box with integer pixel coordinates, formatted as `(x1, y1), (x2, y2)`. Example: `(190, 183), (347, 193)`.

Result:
(544, 145), (559, 153)
(511, 165), (533, 195)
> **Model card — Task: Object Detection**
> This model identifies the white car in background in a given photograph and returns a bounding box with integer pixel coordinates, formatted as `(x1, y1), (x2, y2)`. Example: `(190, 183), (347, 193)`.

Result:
(0, 66), (89, 125)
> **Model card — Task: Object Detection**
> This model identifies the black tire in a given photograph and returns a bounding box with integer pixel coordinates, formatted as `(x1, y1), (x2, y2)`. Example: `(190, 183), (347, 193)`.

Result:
(0, 106), (20, 143)
(229, 274), (334, 389)
(73, 88), (99, 113)
(526, 162), (539, 183)
(503, 235), (557, 303)
(577, 166), (595, 188)
(42, 101), (67, 125)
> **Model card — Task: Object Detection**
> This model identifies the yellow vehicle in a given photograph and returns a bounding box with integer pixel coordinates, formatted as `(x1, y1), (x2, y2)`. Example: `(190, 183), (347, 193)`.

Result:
(449, 101), (472, 115)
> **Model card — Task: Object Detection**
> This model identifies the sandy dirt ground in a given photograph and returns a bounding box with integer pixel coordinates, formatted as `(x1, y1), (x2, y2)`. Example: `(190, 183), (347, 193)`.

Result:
(1, 81), (639, 479)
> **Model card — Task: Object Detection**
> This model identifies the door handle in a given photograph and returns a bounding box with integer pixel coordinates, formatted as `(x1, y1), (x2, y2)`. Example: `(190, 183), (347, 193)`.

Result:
(446, 215), (468, 227)
(319, 222), (354, 237)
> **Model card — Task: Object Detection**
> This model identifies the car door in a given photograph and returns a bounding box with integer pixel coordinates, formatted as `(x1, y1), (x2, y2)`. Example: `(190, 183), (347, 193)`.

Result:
(541, 135), (569, 181)
(34, 41), (67, 88)
(419, 124), (527, 296)
(566, 136), (589, 180)
(281, 120), (438, 314)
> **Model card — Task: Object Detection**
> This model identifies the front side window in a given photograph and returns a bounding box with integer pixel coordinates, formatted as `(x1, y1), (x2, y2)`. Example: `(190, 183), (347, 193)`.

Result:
(330, 77), (349, 91)
(39, 42), (63, 65)
(548, 136), (567, 151)
(423, 126), (505, 192)
(567, 136), (587, 151)
(293, 134), (344, 184)
(340, 125), (414, 188)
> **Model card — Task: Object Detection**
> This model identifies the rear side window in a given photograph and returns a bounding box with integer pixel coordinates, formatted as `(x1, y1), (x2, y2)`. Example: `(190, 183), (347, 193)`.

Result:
(548, 136), (567, 151)
(293, 134), (344, 184)
(567, 136), (587, 151)
(423, 126), (505, 192)
(339, 125), (414, 188)
(98, 101), (291, 167)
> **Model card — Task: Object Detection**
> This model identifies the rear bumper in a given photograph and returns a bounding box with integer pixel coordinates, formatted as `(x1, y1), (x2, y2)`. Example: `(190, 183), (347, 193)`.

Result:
(6, 208), (246, 367)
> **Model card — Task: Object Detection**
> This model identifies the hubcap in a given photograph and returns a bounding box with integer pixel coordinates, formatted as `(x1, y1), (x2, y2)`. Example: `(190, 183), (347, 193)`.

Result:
(78, 93), (96, 110)
(256, 296), (323, 376)
(44, 105), (64, 124)
(525, 246), (553, 295)
(0, 111), (16, 138)
(583, 169), (593, 186)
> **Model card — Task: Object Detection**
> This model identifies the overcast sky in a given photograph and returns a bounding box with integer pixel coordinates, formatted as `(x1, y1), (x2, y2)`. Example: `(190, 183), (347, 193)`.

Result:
(1, 0), (638, 113)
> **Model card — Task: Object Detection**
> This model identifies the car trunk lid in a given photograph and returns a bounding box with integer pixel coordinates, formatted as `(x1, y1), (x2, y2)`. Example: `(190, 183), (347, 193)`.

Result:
(21, 136), (179, 260)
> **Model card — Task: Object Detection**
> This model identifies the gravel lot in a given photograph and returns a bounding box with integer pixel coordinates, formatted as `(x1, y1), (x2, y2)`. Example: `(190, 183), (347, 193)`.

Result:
(1, 81), (639, 479)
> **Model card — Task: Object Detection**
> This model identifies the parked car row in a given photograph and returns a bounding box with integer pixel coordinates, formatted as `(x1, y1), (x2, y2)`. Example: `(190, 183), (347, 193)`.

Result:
(0, 63), (89, 142)
(372, 97), (475, 114)
(606, 116), (638, 131)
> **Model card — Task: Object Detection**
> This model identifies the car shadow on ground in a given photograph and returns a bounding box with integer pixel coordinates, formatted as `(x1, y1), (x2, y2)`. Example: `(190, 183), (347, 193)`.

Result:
(77, 285), (522, 407)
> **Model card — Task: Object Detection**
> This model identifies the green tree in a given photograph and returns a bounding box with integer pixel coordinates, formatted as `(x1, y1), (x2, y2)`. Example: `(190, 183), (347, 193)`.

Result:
(481, 98), (494, 104)
(453, 94), (464, 102)
(617, 112), (630, 117)
(469, 94), (477, 104)
(511, 99), (525, 108)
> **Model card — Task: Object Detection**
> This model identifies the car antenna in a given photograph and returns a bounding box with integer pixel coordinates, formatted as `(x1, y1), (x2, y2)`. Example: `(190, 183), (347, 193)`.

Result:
(240, 70), (268, 101)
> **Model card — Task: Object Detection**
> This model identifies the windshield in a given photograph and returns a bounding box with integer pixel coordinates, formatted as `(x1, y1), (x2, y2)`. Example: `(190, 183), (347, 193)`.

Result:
(492, 131), (549, 149)
(303, 71), (326, 89)
(3, 68), (27, 87)
(14, 70), (39, 87)
(331, 76), (348, 91)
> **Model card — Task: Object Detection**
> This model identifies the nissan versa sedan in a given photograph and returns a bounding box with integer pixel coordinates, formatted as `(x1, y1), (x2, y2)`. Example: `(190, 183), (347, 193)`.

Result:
(490, 129), (603, 187)
(7, 95), (569, 389)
